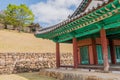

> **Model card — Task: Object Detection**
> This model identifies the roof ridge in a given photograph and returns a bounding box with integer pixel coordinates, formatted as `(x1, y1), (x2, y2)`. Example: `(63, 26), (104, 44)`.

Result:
(70, 0), (92, 18)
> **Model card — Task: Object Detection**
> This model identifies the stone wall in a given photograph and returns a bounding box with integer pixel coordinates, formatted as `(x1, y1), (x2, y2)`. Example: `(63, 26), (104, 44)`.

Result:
(0, 23), (5, 29)
(0, 53), (73, 74)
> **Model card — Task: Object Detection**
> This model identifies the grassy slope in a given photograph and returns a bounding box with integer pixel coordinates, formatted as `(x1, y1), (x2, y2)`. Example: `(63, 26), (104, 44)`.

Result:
(0, 72), (56, 80)
(0, 30), (72, 53)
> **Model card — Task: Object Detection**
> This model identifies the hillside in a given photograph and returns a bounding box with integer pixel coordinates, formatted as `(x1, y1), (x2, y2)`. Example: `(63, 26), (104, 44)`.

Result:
(0, 30), (72, 53)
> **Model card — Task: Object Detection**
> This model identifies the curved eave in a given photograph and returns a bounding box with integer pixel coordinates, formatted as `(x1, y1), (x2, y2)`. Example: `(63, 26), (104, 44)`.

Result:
(35, 0), (120, 42)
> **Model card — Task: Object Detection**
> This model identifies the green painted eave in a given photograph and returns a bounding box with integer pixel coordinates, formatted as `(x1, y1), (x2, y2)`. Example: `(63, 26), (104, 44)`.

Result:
(35, 0), (120, 43)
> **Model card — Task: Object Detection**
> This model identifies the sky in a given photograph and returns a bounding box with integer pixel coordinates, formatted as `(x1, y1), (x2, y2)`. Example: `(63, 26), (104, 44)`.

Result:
(0, 0), (81, 27)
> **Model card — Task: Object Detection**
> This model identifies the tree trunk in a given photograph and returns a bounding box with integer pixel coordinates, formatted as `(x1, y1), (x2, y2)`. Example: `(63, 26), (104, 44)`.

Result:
(4, 24), (7, 29)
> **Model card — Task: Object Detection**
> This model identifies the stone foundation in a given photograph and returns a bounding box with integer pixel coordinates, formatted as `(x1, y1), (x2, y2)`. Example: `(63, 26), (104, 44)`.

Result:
(40, 69), (120, 80)
(0, 53), (73, 74)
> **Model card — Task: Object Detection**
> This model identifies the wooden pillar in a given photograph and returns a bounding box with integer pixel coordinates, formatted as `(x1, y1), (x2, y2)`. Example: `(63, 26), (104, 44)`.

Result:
(89, 46), (94, 64)
(92, 38), (98, 65)
(89, 39), (98, 65)
(73, 38), (78, 68)
(100, 28), (109, 72)
(56, 42), (60, 68)
(77, 48), (81, 64)
(109, 40), (116, 64)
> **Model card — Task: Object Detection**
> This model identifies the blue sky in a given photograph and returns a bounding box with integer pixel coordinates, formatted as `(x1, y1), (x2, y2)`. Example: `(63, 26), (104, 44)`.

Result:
(0, 0), (81, 27)
(0, 0), (40, 10)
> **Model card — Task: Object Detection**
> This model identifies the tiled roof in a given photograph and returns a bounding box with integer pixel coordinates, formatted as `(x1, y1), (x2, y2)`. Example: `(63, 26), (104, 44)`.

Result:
(35, 0), (111, 35)
(70, 0), (109, 18)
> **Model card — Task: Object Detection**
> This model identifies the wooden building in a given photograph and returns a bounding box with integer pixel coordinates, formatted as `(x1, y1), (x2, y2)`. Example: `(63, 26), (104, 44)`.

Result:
(35, 0), (120, 72)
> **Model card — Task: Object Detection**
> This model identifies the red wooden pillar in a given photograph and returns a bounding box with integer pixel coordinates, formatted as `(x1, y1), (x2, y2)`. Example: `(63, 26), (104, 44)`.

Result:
(89, 39), (98, 65)
(100, 28), (109, 72)
(77, 47), (81, 64)
(109, 40), (116, 64)
(92, 38), (98, 65)
(89, 46), (95, 65)
(73, 38), (78, 68)
(56, 42), (60, 68)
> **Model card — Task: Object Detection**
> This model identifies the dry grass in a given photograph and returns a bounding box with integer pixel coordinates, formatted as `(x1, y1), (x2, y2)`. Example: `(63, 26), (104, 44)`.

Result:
(0, 30), (72, 53)
(0, 72), (56, 80)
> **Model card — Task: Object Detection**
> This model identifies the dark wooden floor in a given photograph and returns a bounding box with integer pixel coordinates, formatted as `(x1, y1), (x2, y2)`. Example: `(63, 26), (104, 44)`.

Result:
(60, 64), (120, 71)
(78, 64), (120, 71)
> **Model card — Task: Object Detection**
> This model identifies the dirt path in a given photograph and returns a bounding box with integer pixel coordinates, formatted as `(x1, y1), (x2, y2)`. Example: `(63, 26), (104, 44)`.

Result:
(0, 72), (56, 80)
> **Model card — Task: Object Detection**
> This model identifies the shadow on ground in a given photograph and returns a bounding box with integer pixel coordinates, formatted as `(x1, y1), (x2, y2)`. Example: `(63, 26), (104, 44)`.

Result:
(0, 72), (56, 80)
